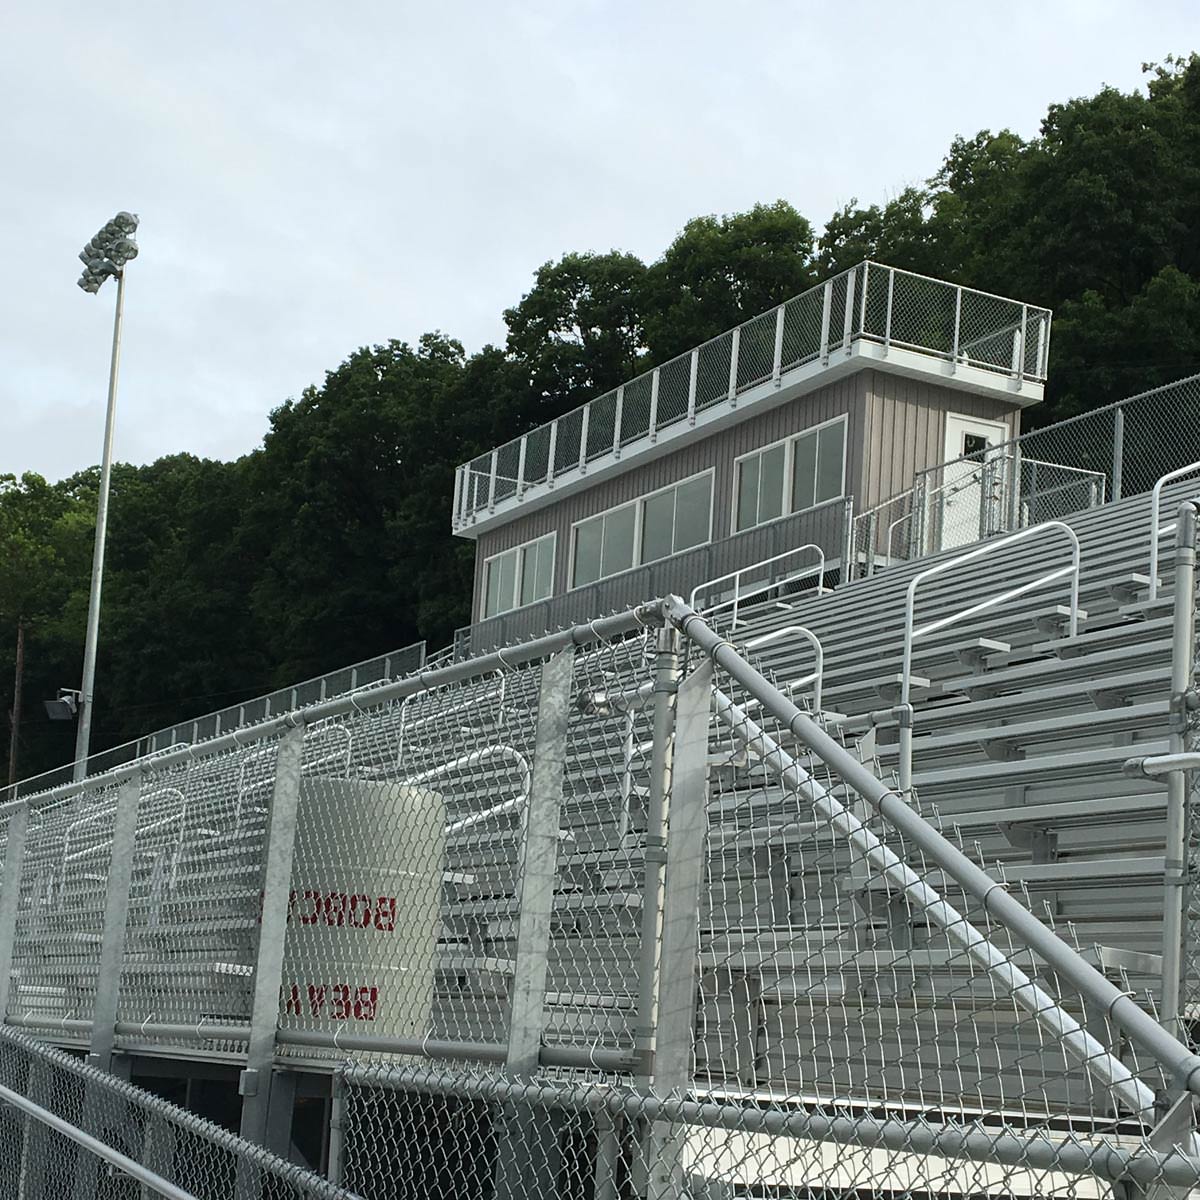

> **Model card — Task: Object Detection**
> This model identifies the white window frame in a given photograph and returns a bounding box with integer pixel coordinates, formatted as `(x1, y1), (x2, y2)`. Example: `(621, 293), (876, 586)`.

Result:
(730, 414), (848, 534)
(569, 468), (715, 590)
(481, 531), (557, 618)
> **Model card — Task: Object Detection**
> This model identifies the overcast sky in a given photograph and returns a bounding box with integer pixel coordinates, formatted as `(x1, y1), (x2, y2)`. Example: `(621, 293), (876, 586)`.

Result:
(1, 1), (1195, 481)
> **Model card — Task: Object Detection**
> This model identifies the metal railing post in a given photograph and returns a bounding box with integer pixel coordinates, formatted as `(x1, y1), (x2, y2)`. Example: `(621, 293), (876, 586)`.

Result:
(0, 802), (30, 1024)
(88, 775), (140, 1071)
(515, 435), (527, 498)
(819, 280), (833, 363)
(686, 349), (698, 424)
(842, 496), (855, 584)
(238, 724), (305, 1149)
(452, 466), (463, 528)
(648, 368), (660, 439)
(1036, 312), (1050, 377)
(487, 450), (498, 511)
(858, 262), (870, 334)
(771, 306), (785, 384)
(547, 420), (558, 484)
(494, 648), (574, 1199)
(727, 327), (740, 402)
(634, 628), (681, 1087)
(1160, 501), (1197, 1037)
(1008, 447), (1022, 532)
(646, 659), (712, 1200)
(951, 286), (962, 368)
(883, 268), (894, 352)
(1112, 406), (1125, 502)
(842, 267), (856, 353)
(327, 1072), (345, 1186)
(613, 386), (625, 455)
(579, 405), (590, 471)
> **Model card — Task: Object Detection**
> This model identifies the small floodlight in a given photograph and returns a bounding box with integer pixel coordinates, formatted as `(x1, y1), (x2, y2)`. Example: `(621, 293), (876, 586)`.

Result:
(44, 689), (82, 721)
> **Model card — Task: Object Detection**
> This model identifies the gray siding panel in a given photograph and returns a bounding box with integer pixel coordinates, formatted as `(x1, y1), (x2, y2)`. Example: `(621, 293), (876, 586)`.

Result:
(473, 373), (871, 621)
(860, 371), (1021, 510)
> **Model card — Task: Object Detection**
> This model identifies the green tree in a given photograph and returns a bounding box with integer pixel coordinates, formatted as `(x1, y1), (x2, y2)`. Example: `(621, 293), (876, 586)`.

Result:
(0, 473), (94, 782)
(241, 333), (497, 680)
(504, 251), (647, 419)
(641, 201), (817, 361)
(818, 187), (946, 279)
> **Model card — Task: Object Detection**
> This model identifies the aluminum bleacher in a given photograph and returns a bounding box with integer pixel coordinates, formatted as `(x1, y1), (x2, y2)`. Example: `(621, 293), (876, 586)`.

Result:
(2, 452), (1200, 1196)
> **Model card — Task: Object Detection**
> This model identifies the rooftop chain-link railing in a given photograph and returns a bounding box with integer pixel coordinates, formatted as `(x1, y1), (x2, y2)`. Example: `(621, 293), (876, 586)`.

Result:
(455, 262), (1051, 530)
(854, 373), (1200, 575)
(8, 599), (1200, 1198)
(0, 1024), (356, 1199)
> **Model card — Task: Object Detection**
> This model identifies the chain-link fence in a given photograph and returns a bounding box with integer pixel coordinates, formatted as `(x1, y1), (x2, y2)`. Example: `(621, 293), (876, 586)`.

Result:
(854, 373), (1200, 574)
(6, 593), (1200, 1197)
(0, 641), (427, 807)
(456, 263), (1051, 532)
(0, 1024), (356, 1199)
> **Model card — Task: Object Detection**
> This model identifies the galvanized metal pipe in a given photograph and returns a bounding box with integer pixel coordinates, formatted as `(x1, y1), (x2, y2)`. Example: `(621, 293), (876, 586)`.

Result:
(662, 594), (1200, 1107)
(634, 627), (681, 1085)
(340, 1062), (1200, 1190)
(1160, 501), (1198, 1034)
(5, 1015), (634, 1072)
(1, 602), (662, 814)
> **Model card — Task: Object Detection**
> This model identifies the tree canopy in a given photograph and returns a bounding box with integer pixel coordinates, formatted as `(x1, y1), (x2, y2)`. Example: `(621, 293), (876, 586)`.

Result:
(4, 54), (1199, 783)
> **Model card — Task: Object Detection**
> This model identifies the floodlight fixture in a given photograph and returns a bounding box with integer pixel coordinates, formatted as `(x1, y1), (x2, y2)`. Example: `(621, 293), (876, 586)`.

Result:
(44, 689), (82, 722)
(76, 211), (138, 294)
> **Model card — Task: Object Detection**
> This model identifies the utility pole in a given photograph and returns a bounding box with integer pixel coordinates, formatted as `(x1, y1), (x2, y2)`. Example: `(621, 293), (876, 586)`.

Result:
(7, 619), (24, 788)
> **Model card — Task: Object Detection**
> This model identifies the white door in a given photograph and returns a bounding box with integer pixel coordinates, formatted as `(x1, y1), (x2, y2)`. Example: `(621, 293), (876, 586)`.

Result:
(937, 414), (1010, 550)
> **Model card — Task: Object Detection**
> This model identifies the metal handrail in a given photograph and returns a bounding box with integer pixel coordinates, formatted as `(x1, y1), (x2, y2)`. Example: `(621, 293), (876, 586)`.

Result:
(399, 744), (533, 838)
(746, 625), (824, 714)
(689, 543), (826, 627)
(1149, 461), (1200, 600)
(898, 521), (1081, 791)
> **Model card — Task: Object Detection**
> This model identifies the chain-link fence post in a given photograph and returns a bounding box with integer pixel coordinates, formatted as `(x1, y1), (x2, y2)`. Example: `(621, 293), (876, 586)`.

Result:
(0, 802), (29, 1022)
(1163, 502), (1199, 1038)
(1113, 405), (1126, 501)
(634, 628), (682, 1087)
(238, 724), (305, 1157)
(72, 777), (142, 1200)
(140, 1112), (176, 1200)
(646, 659), (712, 1200)
(630, 627), (681, 1197)
(88, 775), (140, 1073)
(493, 647), (574, 1200)
(19, 1056), (54, 1200)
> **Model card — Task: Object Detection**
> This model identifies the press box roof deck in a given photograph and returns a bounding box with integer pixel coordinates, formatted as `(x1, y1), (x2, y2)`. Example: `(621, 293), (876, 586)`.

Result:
(453, 262), (1051, 647)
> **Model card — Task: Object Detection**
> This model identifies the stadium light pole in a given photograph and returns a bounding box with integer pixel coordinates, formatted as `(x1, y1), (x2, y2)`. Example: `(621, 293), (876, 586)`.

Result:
(72, 211), (139, 782)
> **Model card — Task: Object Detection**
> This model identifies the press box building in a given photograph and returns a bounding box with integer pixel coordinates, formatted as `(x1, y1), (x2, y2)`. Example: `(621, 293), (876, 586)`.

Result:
(451, 261), (1052, 650)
